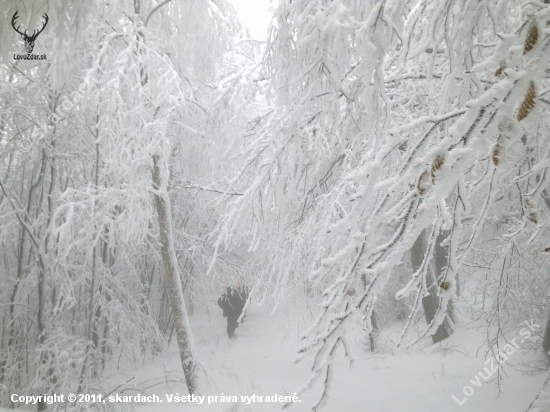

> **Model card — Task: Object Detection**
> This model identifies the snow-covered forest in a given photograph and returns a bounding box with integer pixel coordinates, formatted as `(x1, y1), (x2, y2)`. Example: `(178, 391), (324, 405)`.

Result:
(1, 0), (550, 411)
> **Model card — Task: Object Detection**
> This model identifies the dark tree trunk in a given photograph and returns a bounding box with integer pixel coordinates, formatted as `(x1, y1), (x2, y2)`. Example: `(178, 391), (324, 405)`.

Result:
(541, 192), (550, 356)
(542, 312), (550, 355)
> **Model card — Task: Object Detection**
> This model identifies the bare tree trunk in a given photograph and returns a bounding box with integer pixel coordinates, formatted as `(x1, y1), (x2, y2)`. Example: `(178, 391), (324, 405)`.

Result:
(100, 235), (114, 369)
(543, 317), (550, 355)
(411, 231), (453, 344)
(361, 273), (379, 351)
(541, 192), (550, 356)
(152, 155), (199, 394)
(9, 160), (44, 349)
(77, 142), (101, 393)
(369, 311), (379, 352)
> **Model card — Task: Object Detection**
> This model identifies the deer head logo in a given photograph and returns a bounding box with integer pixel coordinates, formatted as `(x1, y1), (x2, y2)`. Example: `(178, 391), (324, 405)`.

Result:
(11, 11), (49, 54)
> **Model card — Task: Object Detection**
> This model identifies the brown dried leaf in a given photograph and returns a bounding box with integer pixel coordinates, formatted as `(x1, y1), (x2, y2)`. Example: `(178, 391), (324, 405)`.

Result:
(417, 170), (429, 196)
(524, 21), (538, 54)
(517, 81), (536, 121)
(494, 66), (503, 77)
(492, 143), (500, 166)
(527, 212), (538, 224)
(430, 153), (445, 183)
(524, 197), (539, 224)
(440, 281), (451, 291)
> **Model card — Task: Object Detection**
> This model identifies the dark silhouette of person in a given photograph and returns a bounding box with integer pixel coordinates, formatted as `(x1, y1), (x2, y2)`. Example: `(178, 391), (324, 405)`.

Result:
(218, 283), (248, 338)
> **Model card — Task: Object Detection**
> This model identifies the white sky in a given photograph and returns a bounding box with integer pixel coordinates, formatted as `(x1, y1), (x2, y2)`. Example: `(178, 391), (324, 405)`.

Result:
(230, 0), (273, 40)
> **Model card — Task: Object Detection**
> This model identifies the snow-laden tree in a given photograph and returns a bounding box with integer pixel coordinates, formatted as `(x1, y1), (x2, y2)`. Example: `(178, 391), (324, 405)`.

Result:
(0, 0), (243, 406)
(213, 0), (550, 408)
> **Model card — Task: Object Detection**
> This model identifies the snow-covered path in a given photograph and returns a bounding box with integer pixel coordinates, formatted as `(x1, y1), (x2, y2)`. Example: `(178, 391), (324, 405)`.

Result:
(105, 301), (549, 412)
(125, 303), (317, 412)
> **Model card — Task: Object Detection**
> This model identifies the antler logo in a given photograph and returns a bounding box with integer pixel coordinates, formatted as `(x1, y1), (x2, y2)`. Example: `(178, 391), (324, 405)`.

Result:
(11, 11), (49, 54)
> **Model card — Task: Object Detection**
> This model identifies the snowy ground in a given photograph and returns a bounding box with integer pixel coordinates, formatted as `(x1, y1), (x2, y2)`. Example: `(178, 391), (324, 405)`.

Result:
(89, 299), (550, 412)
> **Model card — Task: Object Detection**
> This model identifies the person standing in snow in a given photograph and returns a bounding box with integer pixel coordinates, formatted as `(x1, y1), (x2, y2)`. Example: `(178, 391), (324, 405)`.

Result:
(217, 283), (248, 338)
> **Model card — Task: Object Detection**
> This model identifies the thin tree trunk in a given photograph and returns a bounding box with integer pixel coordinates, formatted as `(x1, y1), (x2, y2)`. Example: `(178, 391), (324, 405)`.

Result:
(369, 311), (379, 352)
(151, 155), (199, 394)
(9, 161), (44, 349)
(411, 231), (453, 344)
(541, 191), (550, 356)
(361, 273), (379, 351)
(78, 141), (100, 392)
(31, 152), (49, 412)
(543, 314), (550, 355)
(100, 235), (114, 369)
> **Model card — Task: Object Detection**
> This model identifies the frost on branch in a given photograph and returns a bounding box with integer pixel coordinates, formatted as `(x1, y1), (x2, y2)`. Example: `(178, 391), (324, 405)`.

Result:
(215, 0), (550, 408)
